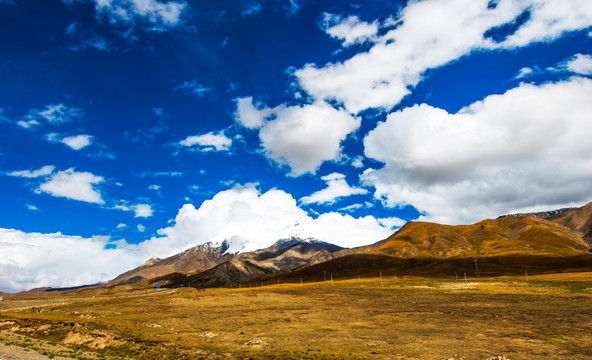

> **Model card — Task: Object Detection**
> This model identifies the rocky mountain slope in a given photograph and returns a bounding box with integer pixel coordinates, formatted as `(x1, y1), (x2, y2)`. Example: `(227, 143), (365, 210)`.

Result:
(542, 202), (592, 245)
(180, 237), (344, 288)
(108, 201), (592, 289)
(265, 203), (592, 282)
(110, 241), (233, 285)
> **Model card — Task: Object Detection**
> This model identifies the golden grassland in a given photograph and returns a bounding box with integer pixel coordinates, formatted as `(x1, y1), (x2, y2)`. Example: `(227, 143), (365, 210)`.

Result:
(1, 273), (592, 360)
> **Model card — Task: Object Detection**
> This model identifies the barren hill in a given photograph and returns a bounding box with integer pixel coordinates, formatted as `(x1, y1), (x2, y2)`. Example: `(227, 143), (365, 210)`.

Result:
(174, 237), (344, 288)
(110, 241), (233, 285)
(373, 215), (590, 258)
(543, 201), (592, 245)
(265, 210), (592, 283)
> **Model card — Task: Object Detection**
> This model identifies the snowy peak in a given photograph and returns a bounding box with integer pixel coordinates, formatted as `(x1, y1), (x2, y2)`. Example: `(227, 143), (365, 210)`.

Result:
(110, 241), (233, 285)
(141, 256), (162, 267)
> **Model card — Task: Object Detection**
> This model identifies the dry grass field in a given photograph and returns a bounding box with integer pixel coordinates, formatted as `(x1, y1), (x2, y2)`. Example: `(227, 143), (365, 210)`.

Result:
(1, 273), (592, 359)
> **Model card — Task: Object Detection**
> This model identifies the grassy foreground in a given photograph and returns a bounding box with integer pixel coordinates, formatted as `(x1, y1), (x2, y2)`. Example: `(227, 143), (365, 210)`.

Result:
(1, 273), (592, 359)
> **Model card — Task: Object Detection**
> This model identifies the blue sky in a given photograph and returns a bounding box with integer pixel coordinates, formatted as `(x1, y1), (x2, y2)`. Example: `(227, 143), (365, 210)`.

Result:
(1, 0), (591, 292)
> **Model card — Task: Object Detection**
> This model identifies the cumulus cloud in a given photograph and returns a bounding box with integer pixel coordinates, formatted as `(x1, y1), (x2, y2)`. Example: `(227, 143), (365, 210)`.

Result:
(234, 98), (360, 176)
(62, 134), (93, 150)
(295, 0), (592, 113)
(0, 185), (403, 292)
(0, 228), (146, 292)
(515, 66), (534, 79)
(300, 172), (368, 205)
(141, 184), (401, 257)
(88, 0), (187, 30)
(351, 155), (364, 168)
(320, 13), (379, 47)
(46, 133), (94, 150)
(38, 168), (105, 204)
(114, 202), (154, 218)
(562, 53), (592, 75)
(179, 131), (232, 152)
(362, 77), (592, 224)
(132, 203), (153, 218)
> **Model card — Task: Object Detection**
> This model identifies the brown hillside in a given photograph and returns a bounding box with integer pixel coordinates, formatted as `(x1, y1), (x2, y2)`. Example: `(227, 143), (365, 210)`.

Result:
(110, 241), (232, 285)
(167, 238), (343, 288)
(372, 215), (590, 258)
(544, 201), (592, 245)
(257, 212), (592, 284)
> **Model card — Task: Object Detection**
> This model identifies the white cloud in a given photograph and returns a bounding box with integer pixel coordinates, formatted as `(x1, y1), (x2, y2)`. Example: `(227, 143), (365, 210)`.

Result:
(179, 131), (232, 152)
(362, 77), (592, 224)
(321, 13), (379, 47)
(141, 184), (401, 257)
(38, 168), (105, 204)
(17, 119), (41, 129)
(91, 0), (187, 30)
(114, 202), (154, 218)
(300, 172), (368, 205)
(351, 155), (364, 168)
(497, 1), (592, 48)
(234, 98), (361, 176)
(339, 201), (375, 213)
(63, 135), (93, 150)
(25, 204), (39, 211)
(176, 80), (212, 98)
(148, 184), (161, 191)
(0, 185), (403, 292)
(116, 223), (128, 229)
(139, 170), (183, 177)
(0, 228), (146, 292)
(233, 97), (272, 129)
(132, 203), (153, 218)
(515, 66), (534, 79)
(30, 103), (83, 124)
(8, 165), (55, 178)
(563, 53), (592, 75)
(137, 224), (146, 232)
(295, 0), (592, 114)
(60, 134), (94, 150)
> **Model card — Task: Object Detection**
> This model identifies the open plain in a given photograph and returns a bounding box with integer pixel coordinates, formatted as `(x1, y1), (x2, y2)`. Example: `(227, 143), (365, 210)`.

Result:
(1, 273), (592, 360)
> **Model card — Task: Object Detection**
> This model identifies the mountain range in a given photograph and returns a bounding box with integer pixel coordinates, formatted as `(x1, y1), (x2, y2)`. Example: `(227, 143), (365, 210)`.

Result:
(10, 201), (592, 295)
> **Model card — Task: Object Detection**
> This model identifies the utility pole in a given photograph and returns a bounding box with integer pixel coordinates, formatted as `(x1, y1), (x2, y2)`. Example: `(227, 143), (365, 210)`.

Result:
(473, 257), (480, 278)
(323, 270), (327, 281)
(330, 274), (333, 285)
